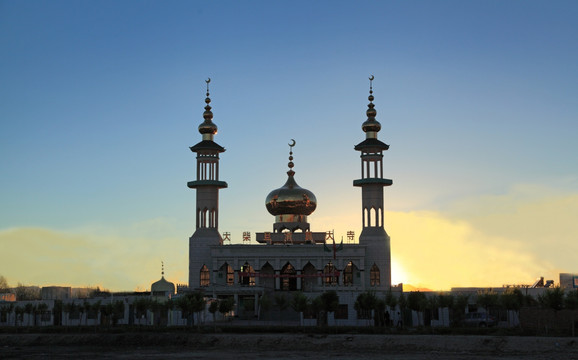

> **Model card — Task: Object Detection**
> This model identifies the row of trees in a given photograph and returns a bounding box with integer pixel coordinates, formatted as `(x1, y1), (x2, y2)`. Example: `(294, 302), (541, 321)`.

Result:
(0, 302), (50, 326)
(352, 287), (578, 328)
(257, 291), (340, 325)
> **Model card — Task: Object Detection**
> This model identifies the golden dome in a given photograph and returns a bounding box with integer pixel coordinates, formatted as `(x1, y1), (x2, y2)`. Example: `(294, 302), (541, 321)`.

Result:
(198, 96), (218, 135)
(266, 141), (317, 217)
(266, 170), (317, 216)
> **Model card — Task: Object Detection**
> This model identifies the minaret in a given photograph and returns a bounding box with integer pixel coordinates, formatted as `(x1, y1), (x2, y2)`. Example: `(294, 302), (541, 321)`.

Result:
(188, 78), (228, 289)
(353, 75), (393, 290)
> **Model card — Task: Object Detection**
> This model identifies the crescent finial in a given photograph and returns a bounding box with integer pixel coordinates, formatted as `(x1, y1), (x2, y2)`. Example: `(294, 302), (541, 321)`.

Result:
(369, 75), (374, 81)
(206, 78), (211, 84)
(289, 139), (296, 147)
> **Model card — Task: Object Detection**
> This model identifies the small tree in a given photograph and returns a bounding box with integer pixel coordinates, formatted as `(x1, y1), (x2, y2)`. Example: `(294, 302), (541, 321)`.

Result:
(14, 305), (24, 327)
(24, 303), (35, 326)
(407, 291), (427, 326)
(375, 298), (387, 327)
(274, 293), (289, 322)
(81, 301), (89, 325)
(36, 303), (48, 325)
(259, 294), (272, 321)
(385, 290), (398, 311)
(189, 292), (207, 326)
(209, 299), (219, 323)
(64, 302), (77, 326)
(218, 297), (235, 321)
(134, 298), (151, 325)
(477, 289), (499, 321)
(426, 294), (439, 326)
(451, 294), (469, 327)
(53, 300), (63, 326)
(0, 303), (14, 325)
(318, 290), (339, 326)
(291, 292), (309, 326)
(538, 287), (564, 311)
(91, 300), (102, 327)
(438, 293), (454, 327)
(501, 288), (523, 326)
(0, 275), (9, 293)
(354, 291), (376, 325)
(311, 296), (324, 326)
(175, 296), (192, 325)
(397, 292), (407, 328)
(564, 289), (578, 310)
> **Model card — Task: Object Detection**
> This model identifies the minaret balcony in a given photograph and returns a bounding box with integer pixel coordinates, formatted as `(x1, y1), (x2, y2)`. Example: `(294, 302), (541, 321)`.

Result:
(187, 180), (228, 188)
(353, 178), (393, 187)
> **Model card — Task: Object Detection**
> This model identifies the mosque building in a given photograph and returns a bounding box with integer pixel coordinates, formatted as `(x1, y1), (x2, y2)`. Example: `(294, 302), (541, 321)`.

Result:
(186, 77), (399, 322)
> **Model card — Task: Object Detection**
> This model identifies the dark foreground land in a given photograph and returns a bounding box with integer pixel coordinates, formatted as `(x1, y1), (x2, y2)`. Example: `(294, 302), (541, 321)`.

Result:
(1, 332), (578, 359)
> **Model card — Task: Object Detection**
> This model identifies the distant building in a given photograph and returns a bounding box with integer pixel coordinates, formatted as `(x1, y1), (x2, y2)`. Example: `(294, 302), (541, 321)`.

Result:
(41, 286), (71, 300)
(0, 293), (16, 302)
(559, 273), (578, 289)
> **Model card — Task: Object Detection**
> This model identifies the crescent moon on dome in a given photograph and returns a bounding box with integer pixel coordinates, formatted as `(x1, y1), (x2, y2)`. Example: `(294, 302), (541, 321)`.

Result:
(289, 139), (296, 147)
(369, 75), (375, 81)
(206, 78), (211, 84)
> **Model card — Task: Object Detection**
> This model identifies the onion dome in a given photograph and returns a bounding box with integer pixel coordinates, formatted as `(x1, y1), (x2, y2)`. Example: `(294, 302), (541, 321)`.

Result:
(361, 75), (382, 137)
(266, 141), (317, 216)
(198, 78), (218, 139)
(151, 262), (175, 296)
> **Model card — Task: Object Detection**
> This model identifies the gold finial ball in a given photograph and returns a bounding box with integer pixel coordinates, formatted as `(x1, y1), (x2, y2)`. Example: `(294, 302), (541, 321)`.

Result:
(366, 107), (377, 118)
(288, 161), (294, 168)
(362, 119), (381, 133)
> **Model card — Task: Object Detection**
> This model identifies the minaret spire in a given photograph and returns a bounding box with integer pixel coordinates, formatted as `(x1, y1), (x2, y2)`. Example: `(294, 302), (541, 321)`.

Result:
(287, 139), (295, 176)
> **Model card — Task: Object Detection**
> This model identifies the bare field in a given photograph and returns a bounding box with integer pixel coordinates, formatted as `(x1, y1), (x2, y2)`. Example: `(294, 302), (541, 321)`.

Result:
(1, 333), (578, 359)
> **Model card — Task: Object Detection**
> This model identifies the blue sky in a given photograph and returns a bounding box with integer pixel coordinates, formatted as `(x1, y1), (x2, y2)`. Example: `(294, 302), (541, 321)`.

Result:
(1, 1), (577, 290)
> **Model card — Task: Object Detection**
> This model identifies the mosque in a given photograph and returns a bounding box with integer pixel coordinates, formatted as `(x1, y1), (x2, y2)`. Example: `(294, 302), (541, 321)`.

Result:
(186, 77), (399, 322)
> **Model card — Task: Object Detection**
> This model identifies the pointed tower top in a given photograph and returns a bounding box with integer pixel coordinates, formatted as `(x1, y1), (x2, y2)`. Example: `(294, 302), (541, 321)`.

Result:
(198, 77), (218, 140)
(287, 139), (296, 176)
(362, 75), (381, 138)
(161, 261), (165, 277)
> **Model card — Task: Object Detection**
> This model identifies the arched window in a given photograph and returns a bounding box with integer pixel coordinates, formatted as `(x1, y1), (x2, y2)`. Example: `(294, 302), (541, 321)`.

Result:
(324, 262), (338, 285)
(302, 262), (317, 291)
(219, 263), (234, 286)
(200, 265), (210, 287)
(369, 207), (376, 227)
(343, 261), (353, 286)
(281, 263), (297, 291)
(240, 262), (255, 286)
(370, 263), (380, 286)
(260, 262), (275, 290)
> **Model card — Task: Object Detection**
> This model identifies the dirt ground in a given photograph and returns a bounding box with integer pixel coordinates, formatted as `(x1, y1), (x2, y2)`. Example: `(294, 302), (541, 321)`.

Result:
(1, 333), (578, 359)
